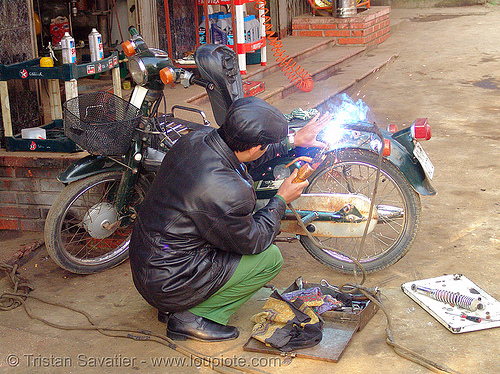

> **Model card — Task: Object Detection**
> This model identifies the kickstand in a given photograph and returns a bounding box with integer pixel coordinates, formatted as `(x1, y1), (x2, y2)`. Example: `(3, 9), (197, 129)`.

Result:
(273, 236), (298, 243)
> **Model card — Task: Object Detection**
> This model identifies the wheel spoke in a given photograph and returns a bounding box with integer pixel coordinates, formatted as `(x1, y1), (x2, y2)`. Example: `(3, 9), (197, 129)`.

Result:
(50, 174), (146, 269)
(299, 150), (420, 273)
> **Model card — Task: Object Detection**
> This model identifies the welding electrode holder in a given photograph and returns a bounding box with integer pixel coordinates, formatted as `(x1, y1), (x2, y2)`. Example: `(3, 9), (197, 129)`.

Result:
(292, 163), (315, 183)
(287, 152), (327, 184)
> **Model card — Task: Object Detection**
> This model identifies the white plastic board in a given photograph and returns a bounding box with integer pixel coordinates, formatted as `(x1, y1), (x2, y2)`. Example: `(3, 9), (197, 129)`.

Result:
(401, 274), (500, 333)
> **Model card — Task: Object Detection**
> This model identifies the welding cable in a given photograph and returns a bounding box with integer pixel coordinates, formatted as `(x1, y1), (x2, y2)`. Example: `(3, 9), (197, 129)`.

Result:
(253, 1), (314, 92)
(0, 291), (268, 374)
(287, 203), (463, 374)
(0, 263), (267, 374)
(287, 124), (462, 374)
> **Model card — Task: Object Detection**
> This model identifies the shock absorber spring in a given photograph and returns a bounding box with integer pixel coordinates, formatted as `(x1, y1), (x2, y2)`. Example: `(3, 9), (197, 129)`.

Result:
(254, 0), (314, 92)
(411, 284), (483, 312)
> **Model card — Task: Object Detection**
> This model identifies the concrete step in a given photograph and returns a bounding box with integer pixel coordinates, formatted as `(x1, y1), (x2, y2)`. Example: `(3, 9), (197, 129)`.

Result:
(257, 45), (367, 107)
(243, 38), (337, 82)
(186, 37), (341, 107)
(270, 49), (399, 114)
(162, 36), (395, 125)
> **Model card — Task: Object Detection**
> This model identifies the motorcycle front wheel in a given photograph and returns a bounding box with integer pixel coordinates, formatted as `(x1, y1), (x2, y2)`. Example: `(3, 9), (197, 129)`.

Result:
(44, 172), (149, 274)
(299, 148), (421, 274)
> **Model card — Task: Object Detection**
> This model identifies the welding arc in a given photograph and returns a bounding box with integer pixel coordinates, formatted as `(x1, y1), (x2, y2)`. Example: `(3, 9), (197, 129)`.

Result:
(254, 0), (314, 92)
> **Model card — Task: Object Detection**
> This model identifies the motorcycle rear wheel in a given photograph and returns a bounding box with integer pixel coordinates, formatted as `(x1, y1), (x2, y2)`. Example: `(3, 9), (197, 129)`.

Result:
(44, 172), (148, 274)
(299, 149), (421, 274)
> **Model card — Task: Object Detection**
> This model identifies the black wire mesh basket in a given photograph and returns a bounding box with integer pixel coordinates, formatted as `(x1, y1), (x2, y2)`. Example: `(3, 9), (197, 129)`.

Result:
(63, 91), (142, 156)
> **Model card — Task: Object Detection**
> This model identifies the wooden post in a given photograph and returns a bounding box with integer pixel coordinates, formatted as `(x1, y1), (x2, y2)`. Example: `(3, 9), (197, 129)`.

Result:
(0, 81), (13, 137)
(64, 79), (79, 101)
(48, 79), (63, 120)
(127, 0), (137, 27)
(137, 0), (159, 47)
(112, 67), (122, 98)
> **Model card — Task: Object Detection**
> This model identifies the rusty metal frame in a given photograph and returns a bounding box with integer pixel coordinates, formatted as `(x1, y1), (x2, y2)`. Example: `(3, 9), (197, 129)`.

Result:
(306, 0), (371, 17)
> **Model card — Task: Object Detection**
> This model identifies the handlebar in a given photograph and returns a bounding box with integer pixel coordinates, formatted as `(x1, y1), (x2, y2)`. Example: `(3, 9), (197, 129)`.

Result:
(190, 76), (214, 91)
(123, 26), (149, 55)
(128, 26), (139, 37)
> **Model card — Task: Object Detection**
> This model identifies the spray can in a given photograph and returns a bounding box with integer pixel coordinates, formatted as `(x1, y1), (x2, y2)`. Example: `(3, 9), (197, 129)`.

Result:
(61, 32), (76, 64)
(89, 28), (104, 61)
(217, 13), (232, 35)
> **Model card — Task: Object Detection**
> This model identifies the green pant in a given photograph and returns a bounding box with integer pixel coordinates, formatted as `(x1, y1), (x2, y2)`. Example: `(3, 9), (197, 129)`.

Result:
(189, 244), (283, 325)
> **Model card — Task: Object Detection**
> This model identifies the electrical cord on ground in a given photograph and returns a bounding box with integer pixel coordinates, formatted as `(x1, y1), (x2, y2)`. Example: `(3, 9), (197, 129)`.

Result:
(0, 129), (457, 373)
(0, 262), (268, 374)
(287, 123), (462, 374)
(287, 203), (462, 374)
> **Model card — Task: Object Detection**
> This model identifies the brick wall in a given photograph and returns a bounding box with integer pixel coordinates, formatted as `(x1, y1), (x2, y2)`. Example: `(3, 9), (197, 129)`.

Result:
(0, 152), (81, 231)
(292, 6), (390, 46)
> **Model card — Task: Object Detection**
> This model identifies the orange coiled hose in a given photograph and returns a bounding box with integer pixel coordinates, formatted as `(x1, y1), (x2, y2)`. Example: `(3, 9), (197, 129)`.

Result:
(253, 0), (314, 92)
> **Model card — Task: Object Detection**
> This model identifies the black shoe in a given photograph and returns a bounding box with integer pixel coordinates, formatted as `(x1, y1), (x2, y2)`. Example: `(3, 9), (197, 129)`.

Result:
(166, 311), (239, 342)
(157, 310), (170, 323)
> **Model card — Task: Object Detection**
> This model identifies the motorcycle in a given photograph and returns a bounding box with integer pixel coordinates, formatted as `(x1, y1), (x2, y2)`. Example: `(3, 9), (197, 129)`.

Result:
(44, 27), (436, 275)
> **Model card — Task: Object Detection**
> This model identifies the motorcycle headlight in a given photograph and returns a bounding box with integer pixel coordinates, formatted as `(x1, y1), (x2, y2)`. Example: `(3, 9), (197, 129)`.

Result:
(128, 56), (147, 85)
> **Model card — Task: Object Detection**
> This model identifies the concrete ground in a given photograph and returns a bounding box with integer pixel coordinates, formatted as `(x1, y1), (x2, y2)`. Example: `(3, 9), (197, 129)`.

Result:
(1, 4), (500, 374)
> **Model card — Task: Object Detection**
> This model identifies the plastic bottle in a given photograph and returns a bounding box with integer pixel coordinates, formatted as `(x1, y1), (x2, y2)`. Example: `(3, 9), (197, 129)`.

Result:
(199, 15), (207, 44)
(61, 32), (76, 64)
(40, 56), (54, 67)
(244, 15), (260, 43)
(199, 13), (220, 44)
(217, 13), (232, 35)
(243, 15), (253, 43)
(252, 16), (261, 42)
(89, 28), (104, 61)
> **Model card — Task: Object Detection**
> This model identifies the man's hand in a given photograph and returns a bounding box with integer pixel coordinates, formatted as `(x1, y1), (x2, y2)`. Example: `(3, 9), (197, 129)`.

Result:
(276, 169), (308, 204)
(294, 112), (333, 148)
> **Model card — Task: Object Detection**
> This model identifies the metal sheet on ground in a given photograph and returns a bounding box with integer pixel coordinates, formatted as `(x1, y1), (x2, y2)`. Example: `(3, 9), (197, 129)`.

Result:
(402, 274), (500, 333)
(243, 320), (359, 362)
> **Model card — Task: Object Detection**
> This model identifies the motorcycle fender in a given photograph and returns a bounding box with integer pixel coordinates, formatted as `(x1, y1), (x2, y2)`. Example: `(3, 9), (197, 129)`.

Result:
(332, 138), (436, 196)
(57, 155), (122, 184)
(384, 138), (436, 196)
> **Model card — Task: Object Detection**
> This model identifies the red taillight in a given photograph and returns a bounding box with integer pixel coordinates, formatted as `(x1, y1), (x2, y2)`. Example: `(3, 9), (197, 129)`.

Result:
(387, 124), (398, 133)
(121, 40), (136, 57)
(411, 118), (431, 141)
(383, 139), (391, 156)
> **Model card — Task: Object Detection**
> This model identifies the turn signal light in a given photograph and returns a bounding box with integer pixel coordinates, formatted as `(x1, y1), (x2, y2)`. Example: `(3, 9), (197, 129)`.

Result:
(411, 118), (431, 141)
(387, 124), (398, 133)
(121, 40), (136, 57)
(383, 139), (391, 156)
(160, 67), (175, 85)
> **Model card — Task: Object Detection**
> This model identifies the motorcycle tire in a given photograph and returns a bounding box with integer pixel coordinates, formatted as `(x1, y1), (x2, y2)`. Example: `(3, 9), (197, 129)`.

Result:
(44, 172), (149, 274)
(299, 148), (421, 274)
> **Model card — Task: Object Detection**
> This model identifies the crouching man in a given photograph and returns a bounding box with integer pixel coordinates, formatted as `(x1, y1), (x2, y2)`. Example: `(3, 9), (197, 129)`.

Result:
(129, 96), (330, 342)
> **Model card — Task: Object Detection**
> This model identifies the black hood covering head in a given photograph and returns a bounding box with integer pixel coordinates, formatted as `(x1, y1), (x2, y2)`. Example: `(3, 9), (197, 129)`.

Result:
(221, 96), (288, 145)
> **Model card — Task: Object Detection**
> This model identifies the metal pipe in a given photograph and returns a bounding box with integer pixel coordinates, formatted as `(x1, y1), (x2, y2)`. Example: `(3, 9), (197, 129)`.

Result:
(97, 0), (108, 47)
(283, 210), (345, 221)
(301, 211), (319, 226)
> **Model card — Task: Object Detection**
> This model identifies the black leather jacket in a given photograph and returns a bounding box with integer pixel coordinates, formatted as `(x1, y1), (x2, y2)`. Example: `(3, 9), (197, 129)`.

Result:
(129, 127), (288, 313)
